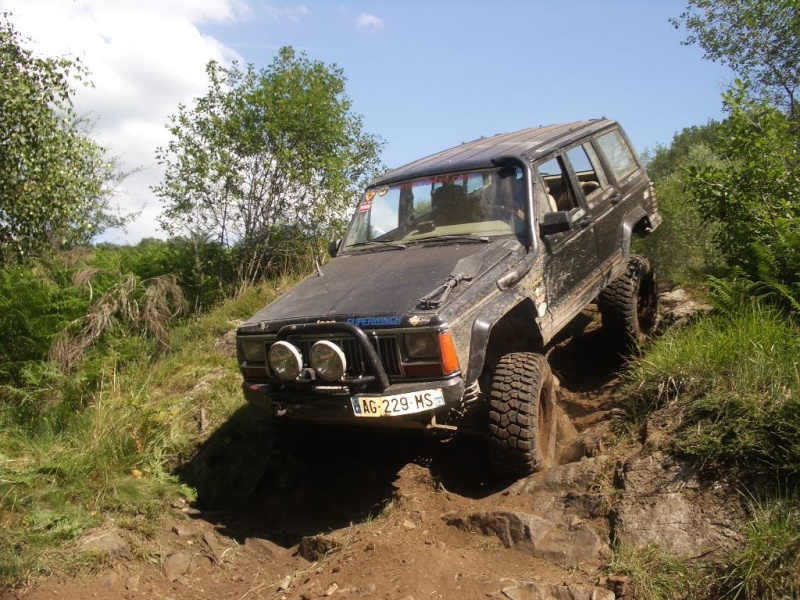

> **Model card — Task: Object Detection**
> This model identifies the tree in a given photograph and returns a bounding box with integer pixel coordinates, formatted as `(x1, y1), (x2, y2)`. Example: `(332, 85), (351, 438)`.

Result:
(154, 47), (384, 284)
(0, 12), (128, 264)
(638, 122), (726, 284)
(685, 83), (800, 310)
(672, 0), (800, 117)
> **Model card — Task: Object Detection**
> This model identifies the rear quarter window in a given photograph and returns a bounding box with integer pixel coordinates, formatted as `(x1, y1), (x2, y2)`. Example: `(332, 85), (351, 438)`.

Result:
(596, 130), (638, 181)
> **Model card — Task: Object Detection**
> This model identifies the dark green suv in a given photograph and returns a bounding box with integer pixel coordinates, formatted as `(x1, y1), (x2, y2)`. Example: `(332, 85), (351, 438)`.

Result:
(236, 119), (661, 479)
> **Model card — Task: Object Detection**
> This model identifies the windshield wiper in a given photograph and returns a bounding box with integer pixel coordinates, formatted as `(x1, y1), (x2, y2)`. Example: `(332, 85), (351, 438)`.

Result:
(420, 234), (490, 244)
(348, 240), (407, 251)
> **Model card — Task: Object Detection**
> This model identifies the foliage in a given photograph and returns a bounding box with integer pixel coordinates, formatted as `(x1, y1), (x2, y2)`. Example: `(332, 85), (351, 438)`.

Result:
(713, 494), (800, 599)
(625, 303), (800, 481)
(672, 0), (800, 117)
(49, 269), (187, 373)
(0, 281), (289, 587)
(0, 263), (84, 380)
(684, 84), (800, 311)
(639, 124), (725, 284)
(113, 237), (236, 311)
(154, 46), (384, 284)
(0, 12), (129, 264)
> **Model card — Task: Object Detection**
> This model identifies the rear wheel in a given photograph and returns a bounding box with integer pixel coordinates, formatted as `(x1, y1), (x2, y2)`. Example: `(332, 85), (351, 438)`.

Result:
(488, 352), (557, 480)
(598, 254), (658, 348)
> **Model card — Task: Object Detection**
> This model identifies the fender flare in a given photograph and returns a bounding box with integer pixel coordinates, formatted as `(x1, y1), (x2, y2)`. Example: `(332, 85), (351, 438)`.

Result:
(621, 205), (649, 254)
(463, 295), (541, 383)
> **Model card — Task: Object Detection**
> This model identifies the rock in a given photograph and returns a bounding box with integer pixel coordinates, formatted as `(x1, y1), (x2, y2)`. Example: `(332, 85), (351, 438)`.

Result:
(202, 530), (228, 562)
(657, 289), (713, 331)
(163, 551), (191, 581)
(444, 510), (607, 566)
(521, 457), (613, 521)
(124, 574), (140, 591)
(245, 537), (281, 560)
(79, 530), (131, 560)
(613, 452), (743, 558)
(489, 581), (614, 600)
(171, 523), (194, 537)
(324, 582), (339, 596)
(277, 575), (292, 591)
(297, 535), (343, 561)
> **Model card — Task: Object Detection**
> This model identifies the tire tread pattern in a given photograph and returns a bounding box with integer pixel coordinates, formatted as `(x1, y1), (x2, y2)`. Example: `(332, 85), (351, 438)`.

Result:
(488, 352), (554, 480)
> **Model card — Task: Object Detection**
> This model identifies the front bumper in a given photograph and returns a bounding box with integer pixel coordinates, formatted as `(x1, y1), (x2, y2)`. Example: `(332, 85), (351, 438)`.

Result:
(242, 376), (466, 429)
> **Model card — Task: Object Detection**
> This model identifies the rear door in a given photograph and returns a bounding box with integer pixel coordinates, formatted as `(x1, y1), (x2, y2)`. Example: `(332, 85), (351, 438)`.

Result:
(562, 141), (622, 283)
(591, 128), (650, 282)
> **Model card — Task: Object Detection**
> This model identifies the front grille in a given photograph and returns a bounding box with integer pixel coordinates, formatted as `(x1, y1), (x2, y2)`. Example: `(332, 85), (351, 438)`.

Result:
(294, 335), (402, 378)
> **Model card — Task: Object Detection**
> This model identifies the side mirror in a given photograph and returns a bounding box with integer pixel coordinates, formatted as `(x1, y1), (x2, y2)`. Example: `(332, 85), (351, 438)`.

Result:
(328, 238), (342, 258)
(539, 211), (572, 236)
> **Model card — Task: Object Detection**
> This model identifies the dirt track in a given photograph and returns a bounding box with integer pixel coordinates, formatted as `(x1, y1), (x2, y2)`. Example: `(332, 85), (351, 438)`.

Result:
(7, 311), (631, 600)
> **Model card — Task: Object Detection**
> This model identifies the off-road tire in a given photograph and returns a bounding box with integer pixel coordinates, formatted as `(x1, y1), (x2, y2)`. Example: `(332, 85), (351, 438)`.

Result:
(488, 352), (557, 480)
(598, 254), (658, 348)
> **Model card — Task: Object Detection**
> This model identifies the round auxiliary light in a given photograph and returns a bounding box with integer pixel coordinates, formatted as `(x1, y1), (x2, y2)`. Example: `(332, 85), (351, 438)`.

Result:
(268, 341), (303, 381)
(309, 340), (347, 381)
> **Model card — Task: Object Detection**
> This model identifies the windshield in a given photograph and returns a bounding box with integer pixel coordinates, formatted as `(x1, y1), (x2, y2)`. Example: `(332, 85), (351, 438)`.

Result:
(341, 166), (526, 251)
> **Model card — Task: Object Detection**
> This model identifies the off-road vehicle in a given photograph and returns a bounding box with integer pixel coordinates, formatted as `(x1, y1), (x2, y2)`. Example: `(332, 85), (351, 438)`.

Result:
(236, 119), (661, 479)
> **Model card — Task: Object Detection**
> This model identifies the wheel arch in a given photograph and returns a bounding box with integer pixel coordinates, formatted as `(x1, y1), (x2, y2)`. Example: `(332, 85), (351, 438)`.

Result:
(464, 298), (544, 383)
(621, 205), (656, 254)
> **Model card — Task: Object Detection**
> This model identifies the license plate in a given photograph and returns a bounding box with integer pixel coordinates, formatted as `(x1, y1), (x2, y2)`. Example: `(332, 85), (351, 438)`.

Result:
(351, 389), (444, 418)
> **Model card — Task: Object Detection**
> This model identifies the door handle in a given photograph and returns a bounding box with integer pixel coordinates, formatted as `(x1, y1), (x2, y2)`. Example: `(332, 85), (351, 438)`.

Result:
(579, 215), (592, 229)
(610, 194), (621, 204)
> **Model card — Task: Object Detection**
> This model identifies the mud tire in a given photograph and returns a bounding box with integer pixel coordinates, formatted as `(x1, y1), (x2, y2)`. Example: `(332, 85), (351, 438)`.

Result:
(598, 254), (658, 348)
(488, 352), (557, 480)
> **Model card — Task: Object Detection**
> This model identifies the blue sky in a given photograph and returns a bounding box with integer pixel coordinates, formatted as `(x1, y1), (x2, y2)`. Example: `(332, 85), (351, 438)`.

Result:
(202, 1), (733, 169)
(1, 0), (732, 242)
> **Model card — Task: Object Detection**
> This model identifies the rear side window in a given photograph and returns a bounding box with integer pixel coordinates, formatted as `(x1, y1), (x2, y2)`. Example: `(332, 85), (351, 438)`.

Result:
(596, 130), (637, 181)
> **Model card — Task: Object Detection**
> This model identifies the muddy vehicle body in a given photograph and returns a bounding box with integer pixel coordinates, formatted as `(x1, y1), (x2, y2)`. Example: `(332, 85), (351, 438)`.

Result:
(237, 119), (661, 478)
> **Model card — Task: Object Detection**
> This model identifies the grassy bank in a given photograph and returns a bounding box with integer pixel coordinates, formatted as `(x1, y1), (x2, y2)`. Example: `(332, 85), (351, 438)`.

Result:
(617, 302), (800, 599)
(0, 279), (290, 587)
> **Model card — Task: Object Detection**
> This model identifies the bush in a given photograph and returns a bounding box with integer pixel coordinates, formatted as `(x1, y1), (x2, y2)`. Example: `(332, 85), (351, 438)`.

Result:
(638, 122), (726, 285)
(686, 84), (800, 311)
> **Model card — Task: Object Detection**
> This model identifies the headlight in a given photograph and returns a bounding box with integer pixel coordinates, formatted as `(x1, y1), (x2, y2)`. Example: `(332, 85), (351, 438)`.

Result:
(405, 331), (439, 359)
(310, 340), (347, 381)
(239, 338), (265, 362)
(268, 341), (303, 381)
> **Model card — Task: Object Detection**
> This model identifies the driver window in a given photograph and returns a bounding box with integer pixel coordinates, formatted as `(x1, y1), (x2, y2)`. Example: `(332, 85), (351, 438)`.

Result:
(537, 157), (577, 213)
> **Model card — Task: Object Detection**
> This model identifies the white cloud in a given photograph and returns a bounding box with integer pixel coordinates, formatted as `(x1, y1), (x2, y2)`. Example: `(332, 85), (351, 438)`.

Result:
(356, 13), (384, 31)
(262, 3), (308, 22)
(0, 0), (245, 243)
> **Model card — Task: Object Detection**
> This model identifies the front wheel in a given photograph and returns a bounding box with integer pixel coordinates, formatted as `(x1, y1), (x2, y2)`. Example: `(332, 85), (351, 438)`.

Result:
(488, 352), (557, 480)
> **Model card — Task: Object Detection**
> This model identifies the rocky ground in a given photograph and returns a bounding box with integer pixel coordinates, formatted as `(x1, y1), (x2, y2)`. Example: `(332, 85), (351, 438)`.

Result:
(4, 291), (736, 600)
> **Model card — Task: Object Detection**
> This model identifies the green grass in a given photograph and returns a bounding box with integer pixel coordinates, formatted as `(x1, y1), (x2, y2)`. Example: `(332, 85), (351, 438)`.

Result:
(625, 303), (800, 481)
(607, 542), (702, 600)
(713, 493), (800, 600)
(0, 279), (291, 588)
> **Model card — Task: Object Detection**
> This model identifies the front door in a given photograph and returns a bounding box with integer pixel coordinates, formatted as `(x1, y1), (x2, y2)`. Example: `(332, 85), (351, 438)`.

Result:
(535, 155), (601, 327)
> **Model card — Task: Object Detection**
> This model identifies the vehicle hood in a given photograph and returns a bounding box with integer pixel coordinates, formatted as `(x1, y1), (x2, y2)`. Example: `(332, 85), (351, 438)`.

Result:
(240, 240), (522, 333)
